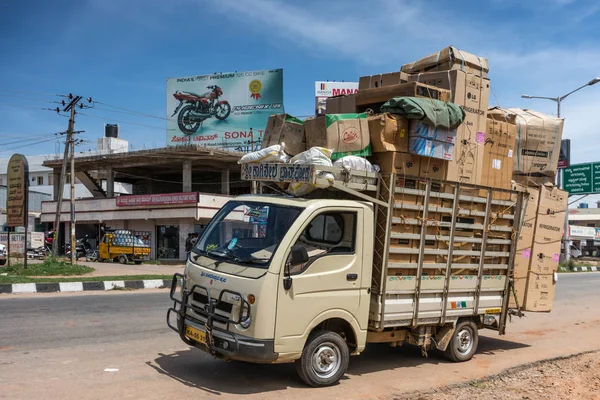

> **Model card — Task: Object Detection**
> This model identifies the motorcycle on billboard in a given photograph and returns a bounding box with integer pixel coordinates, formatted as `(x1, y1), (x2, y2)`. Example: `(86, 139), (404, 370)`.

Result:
(171, 85), (231, 135)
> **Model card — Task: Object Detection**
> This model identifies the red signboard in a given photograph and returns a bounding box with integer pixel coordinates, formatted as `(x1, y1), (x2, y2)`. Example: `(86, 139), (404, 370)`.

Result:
(116, 192), (198, 207)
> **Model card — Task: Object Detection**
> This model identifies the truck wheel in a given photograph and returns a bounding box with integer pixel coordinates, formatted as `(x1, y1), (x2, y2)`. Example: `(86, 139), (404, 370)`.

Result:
(295, 330), (349, 387)
(134, 260), (142, 265)
(444, 320), (479, 362)
(118, 255), (128, 265)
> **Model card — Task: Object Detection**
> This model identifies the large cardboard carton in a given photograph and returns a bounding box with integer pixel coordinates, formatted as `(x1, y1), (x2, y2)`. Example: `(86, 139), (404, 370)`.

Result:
(419, 157), (448, 180)
(481, 117), (517, 190)
(529, 185), (567, 275)
(511, 183), (540, 280)
(326, 94), (358, 114)
(409, 121), (457, 144)
(304, 113), (370, 160)
(356, 82), (451, 107)
(401, 46), (489, 78)
(408, 70), (489, 184)
(368, 113), (409, 153)
(261, 114), (305, 155)
(359, 71), (410, 90)
(522, 272), (556, 312)
(369, 152), (420, 175)
(488, 108), (564, 177)
(408, 137), (454, 160)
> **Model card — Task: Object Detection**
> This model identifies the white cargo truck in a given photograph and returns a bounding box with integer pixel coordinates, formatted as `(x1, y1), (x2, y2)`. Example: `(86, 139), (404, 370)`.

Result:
(167, 163), (526, 387)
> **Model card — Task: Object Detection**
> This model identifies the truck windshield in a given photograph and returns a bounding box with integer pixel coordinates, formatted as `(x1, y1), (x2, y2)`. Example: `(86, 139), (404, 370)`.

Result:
(192, 200), (302, 268)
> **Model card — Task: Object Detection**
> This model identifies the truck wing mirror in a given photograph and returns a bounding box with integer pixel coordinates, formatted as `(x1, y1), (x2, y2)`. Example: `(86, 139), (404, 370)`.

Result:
(290, 245), (309, 266)
(284, 245), (309, 291)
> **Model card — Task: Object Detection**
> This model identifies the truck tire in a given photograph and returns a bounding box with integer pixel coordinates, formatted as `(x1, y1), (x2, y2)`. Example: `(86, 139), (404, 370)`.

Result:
(118, 255), (128, 265)
(295, 330), (349, 387)
(444, 320), (479, 362)
(134, 260), (142, 265)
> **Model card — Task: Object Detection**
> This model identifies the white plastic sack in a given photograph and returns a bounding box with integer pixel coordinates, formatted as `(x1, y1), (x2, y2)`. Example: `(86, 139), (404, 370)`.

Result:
(238, 143), (291, 164)
(333, 156), (379, 184)
(287, 147), (334, 196)
(289, 147), (334, 166)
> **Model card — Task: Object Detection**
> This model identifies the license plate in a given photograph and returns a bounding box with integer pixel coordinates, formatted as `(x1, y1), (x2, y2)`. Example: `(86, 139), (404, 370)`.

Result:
(485, 308), (501, 314)
(185, 325), (206, 344)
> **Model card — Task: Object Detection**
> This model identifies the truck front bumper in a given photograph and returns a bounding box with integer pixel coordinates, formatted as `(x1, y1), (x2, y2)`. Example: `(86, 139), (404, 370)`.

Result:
(166, 273), (277, 363)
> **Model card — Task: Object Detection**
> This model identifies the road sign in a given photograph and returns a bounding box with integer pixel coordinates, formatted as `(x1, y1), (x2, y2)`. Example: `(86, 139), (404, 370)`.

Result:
(563, 162), (600, 195)
(558, 139), (570, 169)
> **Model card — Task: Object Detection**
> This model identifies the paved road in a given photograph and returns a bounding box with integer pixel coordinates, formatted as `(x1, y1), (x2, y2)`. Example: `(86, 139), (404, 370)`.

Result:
(1, 273), (599, 400)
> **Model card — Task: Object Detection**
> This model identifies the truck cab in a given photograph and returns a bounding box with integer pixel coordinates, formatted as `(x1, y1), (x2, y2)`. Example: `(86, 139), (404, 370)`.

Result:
(169, 195), (373, 385)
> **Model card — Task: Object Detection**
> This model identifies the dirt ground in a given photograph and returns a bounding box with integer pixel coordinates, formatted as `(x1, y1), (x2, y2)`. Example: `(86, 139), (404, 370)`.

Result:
(395, 351), (600, 400)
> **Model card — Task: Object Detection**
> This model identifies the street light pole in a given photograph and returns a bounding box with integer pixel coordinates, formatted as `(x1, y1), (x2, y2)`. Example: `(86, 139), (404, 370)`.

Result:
(521, 77), (600, 263)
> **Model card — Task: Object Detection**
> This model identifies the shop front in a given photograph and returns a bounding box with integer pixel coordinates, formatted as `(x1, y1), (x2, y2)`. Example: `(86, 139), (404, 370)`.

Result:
(40, 192), (233, 261)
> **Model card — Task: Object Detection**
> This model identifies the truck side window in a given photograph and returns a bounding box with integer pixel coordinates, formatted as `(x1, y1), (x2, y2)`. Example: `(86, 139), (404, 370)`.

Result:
(289, 212), (357, 274)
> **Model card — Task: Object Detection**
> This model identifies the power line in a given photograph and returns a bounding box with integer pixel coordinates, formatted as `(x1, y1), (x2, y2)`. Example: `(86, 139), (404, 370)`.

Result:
(0, 93), (61, 104)
(0, 88), (63, 97)
(0, 102), (47, 111)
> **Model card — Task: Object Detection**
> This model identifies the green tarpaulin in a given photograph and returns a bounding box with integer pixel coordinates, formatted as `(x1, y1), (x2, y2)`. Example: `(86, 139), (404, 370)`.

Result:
(380, 97), (465, 129)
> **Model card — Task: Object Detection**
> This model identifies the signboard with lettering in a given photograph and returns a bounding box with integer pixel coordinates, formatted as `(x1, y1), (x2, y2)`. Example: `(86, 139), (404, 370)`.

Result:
(166, 69), (284, 150)
(0, 233), (25, 254)
(563, 162), (600, 195)
(241, 163), (315, 183)
(116, 192), (199, 207)
(569, 225), (596, 238)
(314, 81), (358, 115)
(6, 154), (29, 227)
(558, 139), (570, 169)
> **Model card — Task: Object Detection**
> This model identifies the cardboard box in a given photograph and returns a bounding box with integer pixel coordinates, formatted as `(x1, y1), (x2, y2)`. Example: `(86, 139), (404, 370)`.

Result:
(528, 185), (567, 275)
(356, 82), (451, 107)
(408, 70), (489, 184)
(488, 108), (564, 176)
(368, 113), (409, 153)
(359, 71), (410, 90)
(401, 46), (489, 78)
(522, 272), (556, 312)
(325, 94), (358, 114)
(409, 121), (456, 144)
(261, 114), (305, 155)
(511, 183), (540, 279)
(419, 157), (448, 180)
(481, 118), (517, 190)
(408, 137), (454, 160)
(370, 152), (420, 175)
(304, 113), (371, 160)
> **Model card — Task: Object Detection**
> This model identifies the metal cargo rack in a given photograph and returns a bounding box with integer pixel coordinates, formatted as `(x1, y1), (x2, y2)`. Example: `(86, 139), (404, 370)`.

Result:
(370, 174), (526, 334)
(241, 164), (527, 335)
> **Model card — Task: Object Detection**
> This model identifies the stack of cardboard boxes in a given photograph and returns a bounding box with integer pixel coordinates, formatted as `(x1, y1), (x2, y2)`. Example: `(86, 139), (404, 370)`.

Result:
(260, 45), (568, 313)
(510, 183), (567, 312)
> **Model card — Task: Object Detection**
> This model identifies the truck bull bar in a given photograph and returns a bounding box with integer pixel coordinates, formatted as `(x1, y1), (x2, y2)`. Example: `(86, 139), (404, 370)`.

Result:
(166, 273), (251, 357)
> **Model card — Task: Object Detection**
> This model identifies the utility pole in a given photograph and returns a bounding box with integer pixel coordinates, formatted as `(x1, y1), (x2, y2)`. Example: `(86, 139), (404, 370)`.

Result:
(52, 94), (86, 263)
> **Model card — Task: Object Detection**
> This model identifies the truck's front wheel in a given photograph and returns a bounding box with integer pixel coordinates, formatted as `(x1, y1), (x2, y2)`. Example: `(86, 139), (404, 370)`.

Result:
(444, 320), (479, 362)
(295, 330), (349, 387)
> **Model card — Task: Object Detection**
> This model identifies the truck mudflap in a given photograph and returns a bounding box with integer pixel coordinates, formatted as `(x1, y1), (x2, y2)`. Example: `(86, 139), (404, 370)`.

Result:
(166, 273), (277, 363)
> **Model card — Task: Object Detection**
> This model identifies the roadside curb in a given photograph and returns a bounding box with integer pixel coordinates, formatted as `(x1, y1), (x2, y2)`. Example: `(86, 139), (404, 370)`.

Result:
(0, 279), (171, 294)
(571, 266), (599, 272)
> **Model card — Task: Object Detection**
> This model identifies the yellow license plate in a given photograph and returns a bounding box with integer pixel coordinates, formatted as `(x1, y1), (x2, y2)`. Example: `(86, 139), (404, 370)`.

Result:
(185, 325), (206, 344)
(485, 308), (501, 314)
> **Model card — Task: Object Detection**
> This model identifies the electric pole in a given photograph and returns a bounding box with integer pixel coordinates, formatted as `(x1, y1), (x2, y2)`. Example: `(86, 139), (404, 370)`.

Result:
(52, 94), (88, 263)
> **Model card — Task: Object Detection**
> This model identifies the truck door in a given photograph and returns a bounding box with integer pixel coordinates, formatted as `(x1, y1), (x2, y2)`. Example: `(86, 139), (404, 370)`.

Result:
(275, 207), (364, 352)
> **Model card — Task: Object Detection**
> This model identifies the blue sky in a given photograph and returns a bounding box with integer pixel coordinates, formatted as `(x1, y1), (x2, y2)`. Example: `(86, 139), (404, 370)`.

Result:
(1, 0), (600, 166)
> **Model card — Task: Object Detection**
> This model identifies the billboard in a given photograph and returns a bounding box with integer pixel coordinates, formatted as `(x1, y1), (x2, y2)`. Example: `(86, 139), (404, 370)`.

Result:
(167, 69), (284, 150)
(314, 81), (358, 115)
(6, 154), (29, 227)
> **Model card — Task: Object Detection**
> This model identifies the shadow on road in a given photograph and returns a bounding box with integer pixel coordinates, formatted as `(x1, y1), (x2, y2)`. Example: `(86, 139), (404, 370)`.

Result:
(147, 335), (531, 395)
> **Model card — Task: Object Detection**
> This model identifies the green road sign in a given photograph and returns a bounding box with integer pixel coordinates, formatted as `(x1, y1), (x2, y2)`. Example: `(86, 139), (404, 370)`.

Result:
(563, 162), (600, 195)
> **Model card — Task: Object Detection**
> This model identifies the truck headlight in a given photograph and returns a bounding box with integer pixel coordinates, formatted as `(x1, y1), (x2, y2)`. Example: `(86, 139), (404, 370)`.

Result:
(239, 315), (251, 329)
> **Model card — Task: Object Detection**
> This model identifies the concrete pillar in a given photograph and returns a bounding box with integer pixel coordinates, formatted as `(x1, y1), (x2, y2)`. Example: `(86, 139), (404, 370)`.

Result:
(53, 169), (61, 201)
(183, 161), (192, 192)
(221, 169), (230, 195)
(107, 167), (114, 198)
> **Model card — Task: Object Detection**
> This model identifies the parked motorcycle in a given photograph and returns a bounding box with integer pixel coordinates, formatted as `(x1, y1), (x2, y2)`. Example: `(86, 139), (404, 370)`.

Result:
(171, 85), (231, 135)
(66, 236), (92, 261)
